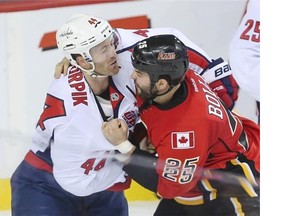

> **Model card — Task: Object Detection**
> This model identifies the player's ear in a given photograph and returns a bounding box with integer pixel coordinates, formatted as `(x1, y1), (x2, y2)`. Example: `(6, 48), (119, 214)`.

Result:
(156, 78), (169, 91)
(76, 55), (89, 68)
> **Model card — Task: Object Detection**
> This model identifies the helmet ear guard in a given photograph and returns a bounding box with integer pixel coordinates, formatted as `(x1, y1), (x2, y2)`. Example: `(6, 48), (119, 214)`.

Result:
(56, 14), (114, 77)
(131, 34), (189, 86)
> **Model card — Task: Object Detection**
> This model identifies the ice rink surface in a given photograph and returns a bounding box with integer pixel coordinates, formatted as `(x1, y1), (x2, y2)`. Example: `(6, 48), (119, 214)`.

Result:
(129, 200), (159, 216)
(0, 200), (160, 216)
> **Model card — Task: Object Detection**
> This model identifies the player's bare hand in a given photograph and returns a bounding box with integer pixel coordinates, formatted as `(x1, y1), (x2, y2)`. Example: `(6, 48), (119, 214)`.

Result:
(54, 57), (70, 79)
(102, 119), (128, 145)
(139, 137), (156, 154)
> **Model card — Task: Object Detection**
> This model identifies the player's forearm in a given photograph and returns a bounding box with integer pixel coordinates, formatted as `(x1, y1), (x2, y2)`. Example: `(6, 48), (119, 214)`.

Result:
(123, 147), (158, 193)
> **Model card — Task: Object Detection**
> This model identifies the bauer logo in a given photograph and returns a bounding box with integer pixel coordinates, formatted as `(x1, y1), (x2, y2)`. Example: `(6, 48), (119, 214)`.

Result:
(171, 131), (195, 149)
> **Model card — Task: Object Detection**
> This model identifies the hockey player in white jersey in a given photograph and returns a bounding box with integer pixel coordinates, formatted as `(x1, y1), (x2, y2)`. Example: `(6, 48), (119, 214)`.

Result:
(11, 14), (139, 216)
(229, 0), (260, 123)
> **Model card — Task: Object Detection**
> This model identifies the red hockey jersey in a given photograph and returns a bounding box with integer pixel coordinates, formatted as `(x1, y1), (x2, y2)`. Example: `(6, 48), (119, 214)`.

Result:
(137, 70), (259, 200)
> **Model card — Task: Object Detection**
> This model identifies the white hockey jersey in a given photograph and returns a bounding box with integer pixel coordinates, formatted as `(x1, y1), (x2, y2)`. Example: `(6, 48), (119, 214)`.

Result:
(31, 61), (137, 196)
(115, 27), (231, 84)
(229, 0), (260, 101)
(31, 26), (228, 197)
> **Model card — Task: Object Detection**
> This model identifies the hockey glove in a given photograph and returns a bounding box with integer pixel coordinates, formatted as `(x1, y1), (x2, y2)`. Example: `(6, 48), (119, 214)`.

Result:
(128, 121), (147, 148)
(200, 57), (238, 110)
(209, 74), (239, 110)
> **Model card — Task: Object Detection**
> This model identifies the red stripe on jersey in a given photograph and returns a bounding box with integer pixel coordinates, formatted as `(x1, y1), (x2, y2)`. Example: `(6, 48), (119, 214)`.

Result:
(187, 49), (209, 70)
(107, 176), (132, 191)
(24, 150), (53, 173)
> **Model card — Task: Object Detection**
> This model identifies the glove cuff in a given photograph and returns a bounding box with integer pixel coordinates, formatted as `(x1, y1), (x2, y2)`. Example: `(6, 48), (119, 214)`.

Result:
(116, 140), (134, 154)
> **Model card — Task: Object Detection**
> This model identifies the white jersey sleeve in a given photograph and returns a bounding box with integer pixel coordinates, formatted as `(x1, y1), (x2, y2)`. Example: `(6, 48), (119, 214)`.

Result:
(115, 27), (231, 84)
(229, 0), (260, 101)
(30, 66), (137, 196)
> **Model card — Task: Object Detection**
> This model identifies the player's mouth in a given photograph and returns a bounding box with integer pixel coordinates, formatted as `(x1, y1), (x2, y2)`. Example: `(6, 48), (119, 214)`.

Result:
(110, 60), (117, 66)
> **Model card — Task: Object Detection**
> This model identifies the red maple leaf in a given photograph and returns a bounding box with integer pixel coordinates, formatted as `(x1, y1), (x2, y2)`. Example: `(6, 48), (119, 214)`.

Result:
(178, 136), (188, 144)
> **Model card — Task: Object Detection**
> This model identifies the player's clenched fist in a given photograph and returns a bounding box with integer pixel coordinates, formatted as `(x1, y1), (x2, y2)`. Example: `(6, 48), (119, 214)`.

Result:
(102, 119), (127, 145)
(102, 119), (135, 154)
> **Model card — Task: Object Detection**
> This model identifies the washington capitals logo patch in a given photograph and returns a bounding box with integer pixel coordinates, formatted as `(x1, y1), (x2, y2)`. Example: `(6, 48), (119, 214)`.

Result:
(171, 131), (195, 149)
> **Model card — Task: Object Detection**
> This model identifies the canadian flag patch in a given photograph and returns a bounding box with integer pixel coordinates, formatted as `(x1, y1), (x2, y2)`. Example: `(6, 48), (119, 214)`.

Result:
(171, 131), (195, 149)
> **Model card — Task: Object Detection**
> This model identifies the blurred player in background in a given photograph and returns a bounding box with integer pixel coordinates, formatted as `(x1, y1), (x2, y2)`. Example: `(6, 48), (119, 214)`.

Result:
(229, 0), (260, 124)
(102, 35), (260, 216)
(10, 14), (138, 216)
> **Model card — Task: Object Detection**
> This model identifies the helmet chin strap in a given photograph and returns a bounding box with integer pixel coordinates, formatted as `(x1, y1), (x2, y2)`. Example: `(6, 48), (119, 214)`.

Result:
(139, 84), (174, 112)
(148, 83), (174, 100)
(80, 62), (108, 78)
(153, 85), (174, 97)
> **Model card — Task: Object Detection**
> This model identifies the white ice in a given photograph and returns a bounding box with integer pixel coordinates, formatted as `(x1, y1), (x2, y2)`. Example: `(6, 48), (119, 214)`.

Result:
(0, 200), (160, 216)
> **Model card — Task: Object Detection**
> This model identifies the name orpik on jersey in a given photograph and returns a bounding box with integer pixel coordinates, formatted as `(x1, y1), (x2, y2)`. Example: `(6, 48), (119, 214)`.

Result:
(68, 67), (88, 106)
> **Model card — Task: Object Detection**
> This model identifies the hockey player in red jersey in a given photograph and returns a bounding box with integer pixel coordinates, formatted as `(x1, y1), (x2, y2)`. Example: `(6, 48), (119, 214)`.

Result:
(102, 35), (260, 216)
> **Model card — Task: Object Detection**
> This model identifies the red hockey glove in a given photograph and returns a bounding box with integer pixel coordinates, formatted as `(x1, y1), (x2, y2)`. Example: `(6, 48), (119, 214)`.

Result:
(209, 74), (239, 110)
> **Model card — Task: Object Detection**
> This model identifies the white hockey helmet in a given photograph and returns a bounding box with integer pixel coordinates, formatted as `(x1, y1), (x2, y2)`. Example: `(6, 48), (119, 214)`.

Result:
(56, 14), (114, 77)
